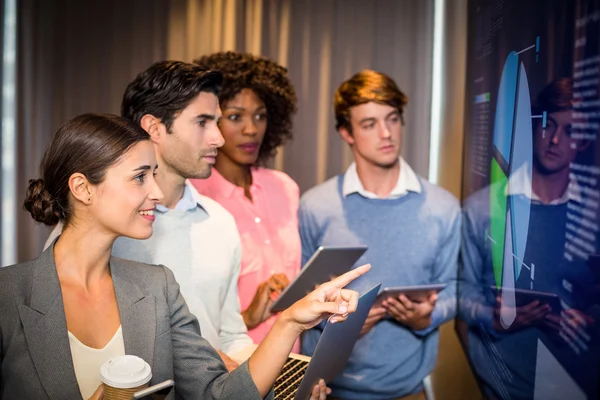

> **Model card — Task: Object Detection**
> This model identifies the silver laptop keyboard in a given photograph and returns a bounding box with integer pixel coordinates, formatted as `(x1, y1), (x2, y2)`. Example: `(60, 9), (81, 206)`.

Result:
(274, 357), (310, 400)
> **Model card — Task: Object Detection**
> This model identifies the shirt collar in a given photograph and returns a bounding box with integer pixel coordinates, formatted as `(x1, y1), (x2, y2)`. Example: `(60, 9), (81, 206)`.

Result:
(156, 181), (208, 213)
(507, 163), (580, 205)
(209, 167), (261, 198)
(342, 157), (422, 199)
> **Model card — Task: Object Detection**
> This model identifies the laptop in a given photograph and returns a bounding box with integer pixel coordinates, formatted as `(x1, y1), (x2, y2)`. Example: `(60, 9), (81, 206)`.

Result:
(270, 246), (368, 312)
(230, 283), (380, 399)
(271, 283), (380, 400)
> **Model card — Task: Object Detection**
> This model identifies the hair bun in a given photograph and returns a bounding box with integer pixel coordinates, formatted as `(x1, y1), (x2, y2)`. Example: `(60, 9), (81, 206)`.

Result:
(23, 178), (62, 226)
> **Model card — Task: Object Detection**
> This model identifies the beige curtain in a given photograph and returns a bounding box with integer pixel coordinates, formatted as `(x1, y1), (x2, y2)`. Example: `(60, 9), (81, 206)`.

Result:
(167, 0), (435, 192)
(15, 0), (170, 262)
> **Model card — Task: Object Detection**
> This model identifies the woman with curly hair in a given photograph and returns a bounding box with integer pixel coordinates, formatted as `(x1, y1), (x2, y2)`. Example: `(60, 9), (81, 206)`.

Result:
(190, 52), (301, 349)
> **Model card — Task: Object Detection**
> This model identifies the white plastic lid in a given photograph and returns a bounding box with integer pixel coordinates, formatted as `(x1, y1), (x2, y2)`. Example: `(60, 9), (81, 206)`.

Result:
(100, 355), (152, 388)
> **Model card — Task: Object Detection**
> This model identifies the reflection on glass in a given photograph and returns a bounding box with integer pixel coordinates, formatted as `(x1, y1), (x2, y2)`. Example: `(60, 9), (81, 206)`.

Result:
(457, 2), (600, 398)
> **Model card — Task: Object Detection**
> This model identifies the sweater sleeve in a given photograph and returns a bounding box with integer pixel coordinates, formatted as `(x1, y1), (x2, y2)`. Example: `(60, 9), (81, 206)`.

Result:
(458, 203), (508, 340)
(413, 202), (461, 336)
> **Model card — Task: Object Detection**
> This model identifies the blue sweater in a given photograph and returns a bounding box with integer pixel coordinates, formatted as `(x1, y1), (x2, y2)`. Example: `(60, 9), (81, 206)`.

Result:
(299, 174), (460, 400)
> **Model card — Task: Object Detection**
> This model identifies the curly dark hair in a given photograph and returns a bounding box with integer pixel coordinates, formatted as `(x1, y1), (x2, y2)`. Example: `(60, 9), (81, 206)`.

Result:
(193, 52), (297, 165)
(121, 60), (222, 132)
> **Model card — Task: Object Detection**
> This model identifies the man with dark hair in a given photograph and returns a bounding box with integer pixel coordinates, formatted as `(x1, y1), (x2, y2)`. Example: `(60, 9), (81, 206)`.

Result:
(121, 61), (224, 183)
(299, 69), (460, 400)
(46, 61), (253, 369)
(529, 77), (582, 204)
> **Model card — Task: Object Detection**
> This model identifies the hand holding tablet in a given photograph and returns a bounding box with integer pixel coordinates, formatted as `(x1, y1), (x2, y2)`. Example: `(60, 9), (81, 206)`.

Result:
(373, 284), (447, 307)
(371, 284), (446, 331)
(491, 286), (561, 313)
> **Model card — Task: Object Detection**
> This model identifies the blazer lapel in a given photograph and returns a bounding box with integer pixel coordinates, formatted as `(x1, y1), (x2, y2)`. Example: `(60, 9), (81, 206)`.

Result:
(111, 257), (156, 369)
(19, 246), (82, 400)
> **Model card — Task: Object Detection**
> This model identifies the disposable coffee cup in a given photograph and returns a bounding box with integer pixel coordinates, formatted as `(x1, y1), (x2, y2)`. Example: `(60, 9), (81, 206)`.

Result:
(100, 355), (152, 400)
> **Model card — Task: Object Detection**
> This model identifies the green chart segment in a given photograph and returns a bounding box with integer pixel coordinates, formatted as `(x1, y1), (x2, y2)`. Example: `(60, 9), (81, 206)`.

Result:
(490, 158), (508, 288)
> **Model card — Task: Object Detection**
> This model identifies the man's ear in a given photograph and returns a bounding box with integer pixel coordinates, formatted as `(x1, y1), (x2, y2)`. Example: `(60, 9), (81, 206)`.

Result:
(140, 114), (163, 145)
(338, 127), (355, 146)
(68, 173), (93, 204)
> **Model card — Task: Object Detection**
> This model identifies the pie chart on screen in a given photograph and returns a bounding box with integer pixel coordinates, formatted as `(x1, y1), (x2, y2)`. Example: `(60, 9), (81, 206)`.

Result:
(489, 50), (533, 329)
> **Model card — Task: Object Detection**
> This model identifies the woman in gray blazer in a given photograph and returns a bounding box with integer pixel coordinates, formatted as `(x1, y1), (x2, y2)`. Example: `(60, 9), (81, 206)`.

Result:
(0, 114), (369, 400)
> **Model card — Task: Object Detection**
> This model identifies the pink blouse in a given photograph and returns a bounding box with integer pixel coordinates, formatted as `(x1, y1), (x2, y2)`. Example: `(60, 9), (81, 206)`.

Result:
(191, 167), (301, 351)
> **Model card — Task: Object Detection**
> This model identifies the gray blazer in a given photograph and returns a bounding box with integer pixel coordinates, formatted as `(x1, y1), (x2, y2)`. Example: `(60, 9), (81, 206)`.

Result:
(0, 245), (269, 400)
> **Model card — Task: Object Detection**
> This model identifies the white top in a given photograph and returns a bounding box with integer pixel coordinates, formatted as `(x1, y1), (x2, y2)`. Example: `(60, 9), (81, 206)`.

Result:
(507, 162), (581, 205)
(342, 157), (422, 199)
(68, 326), (125, 400)
(45, 182), (253, 356)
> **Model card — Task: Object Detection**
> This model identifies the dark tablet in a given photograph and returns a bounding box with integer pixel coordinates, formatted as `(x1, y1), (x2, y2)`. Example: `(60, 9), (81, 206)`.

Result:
(269, 245), (368, 312)
(373, 283), (447, 307)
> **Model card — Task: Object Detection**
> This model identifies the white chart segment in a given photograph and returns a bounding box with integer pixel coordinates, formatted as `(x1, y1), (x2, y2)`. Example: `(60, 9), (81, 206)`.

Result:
(509, 62), (533, 279)
(500, 211), (517, 329)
